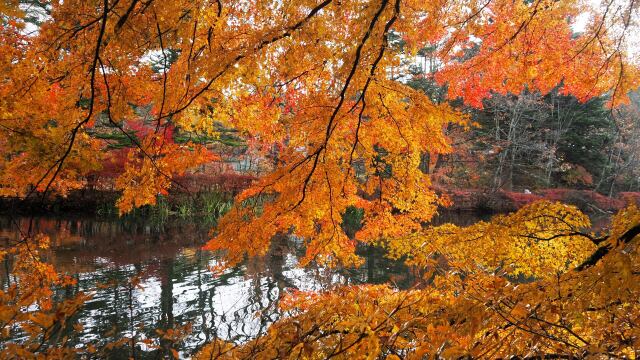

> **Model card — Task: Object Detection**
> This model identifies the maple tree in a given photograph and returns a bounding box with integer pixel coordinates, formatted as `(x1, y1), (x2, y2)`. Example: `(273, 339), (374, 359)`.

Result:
(197, 203), (640, 359)
(1, 0), (640, 357)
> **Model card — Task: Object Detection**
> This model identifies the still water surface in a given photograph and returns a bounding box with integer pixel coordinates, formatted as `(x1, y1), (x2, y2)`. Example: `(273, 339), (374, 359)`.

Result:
(0, 213), (482, 358)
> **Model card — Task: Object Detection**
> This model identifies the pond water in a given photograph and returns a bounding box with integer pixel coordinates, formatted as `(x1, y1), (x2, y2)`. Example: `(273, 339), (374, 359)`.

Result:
(0, 212), (484, 359)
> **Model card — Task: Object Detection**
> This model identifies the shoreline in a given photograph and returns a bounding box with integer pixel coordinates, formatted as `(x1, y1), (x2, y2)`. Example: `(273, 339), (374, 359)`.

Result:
(2, 187), (638, 217)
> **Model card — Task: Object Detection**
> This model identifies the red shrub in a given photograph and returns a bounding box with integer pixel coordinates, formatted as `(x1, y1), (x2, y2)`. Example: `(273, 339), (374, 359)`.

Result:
(538, 189), (624, 212)
(620, 192), (640, 206)
(501, 191), (543, 208)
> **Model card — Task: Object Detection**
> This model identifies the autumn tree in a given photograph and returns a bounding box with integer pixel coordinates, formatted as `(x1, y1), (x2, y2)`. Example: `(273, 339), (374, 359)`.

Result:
(198, 202), (640, 358)
(1, 0), (640, 357)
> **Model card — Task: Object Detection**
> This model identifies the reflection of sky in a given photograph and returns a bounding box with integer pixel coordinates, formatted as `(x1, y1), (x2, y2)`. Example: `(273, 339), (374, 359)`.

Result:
(58, 245), (358, 357)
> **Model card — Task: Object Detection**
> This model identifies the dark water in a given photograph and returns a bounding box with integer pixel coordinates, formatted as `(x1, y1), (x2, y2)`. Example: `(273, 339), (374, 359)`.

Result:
(3, 214), (463, 359)
(0, 210), (491, 358)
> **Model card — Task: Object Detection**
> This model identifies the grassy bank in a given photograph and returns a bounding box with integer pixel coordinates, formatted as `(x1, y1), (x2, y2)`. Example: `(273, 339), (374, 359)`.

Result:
(0, 189), (235, 221)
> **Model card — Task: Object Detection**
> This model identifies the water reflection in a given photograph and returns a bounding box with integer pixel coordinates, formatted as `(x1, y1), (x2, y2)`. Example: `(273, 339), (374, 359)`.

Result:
(0, 216), (417, 358)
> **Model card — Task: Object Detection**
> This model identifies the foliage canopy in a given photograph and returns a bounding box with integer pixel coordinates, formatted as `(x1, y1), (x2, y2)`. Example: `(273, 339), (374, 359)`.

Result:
(1, 0), (640, 357)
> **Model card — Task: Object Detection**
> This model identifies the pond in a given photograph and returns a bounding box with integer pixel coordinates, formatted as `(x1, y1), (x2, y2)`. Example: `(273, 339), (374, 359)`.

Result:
(0, 212), (484, 359)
